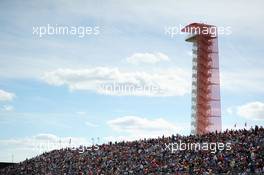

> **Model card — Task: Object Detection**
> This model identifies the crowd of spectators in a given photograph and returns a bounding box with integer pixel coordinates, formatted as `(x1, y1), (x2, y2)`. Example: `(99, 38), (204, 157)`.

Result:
(1, 126), (264, 174)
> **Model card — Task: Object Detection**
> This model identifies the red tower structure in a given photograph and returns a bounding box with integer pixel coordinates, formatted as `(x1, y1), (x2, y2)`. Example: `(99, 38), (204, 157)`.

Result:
(182, 23), (221, 135)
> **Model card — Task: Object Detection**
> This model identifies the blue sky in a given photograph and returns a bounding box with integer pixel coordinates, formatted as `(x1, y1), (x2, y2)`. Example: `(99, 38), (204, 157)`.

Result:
(0, 0), (264, 162)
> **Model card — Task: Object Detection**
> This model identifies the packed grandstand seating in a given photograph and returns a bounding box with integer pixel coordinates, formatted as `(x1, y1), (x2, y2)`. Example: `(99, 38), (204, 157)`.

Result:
(1, 126), (264, 174)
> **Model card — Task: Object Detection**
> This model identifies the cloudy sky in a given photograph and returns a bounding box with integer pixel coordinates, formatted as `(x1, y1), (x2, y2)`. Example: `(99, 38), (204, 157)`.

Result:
(0, 0), (264, 162)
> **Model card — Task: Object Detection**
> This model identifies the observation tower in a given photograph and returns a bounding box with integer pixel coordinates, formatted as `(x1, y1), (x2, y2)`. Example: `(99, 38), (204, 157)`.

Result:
(182, 23), (222, 135)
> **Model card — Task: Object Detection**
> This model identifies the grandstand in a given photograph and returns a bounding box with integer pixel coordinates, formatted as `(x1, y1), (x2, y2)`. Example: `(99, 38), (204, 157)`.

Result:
(1, 126), (263, 174)
(0, 163), (16, 170)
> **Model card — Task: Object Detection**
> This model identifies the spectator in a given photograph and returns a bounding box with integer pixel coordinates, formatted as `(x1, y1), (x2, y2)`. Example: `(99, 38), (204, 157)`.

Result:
(1, 126), (264, 174)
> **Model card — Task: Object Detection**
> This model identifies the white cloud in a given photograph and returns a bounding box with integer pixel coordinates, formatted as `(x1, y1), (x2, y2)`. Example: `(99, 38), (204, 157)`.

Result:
(50, 0), (264, 38)
(0, 89), (15, 101)
(85, 121), (99, 128)
(76, 111), (87, 115)
(237, 101), (264, 120)
(221, 70), (264, 93)
(0, 133), (92, 162)
(126, 52), (170, 64)
(34, 133), (58, 141)
(0, 133), (91, 149)
(1, 105), (14, 112)
(42, 67), (190, 97)
(107, 116), (184, 140)
(108, 116), (177, 131)
(226, 106), (235, 115)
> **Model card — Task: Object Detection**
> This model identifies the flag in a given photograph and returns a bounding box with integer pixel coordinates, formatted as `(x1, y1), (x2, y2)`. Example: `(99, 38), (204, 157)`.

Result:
(234, 124), (236, 128)
(245, 122), (247, 127)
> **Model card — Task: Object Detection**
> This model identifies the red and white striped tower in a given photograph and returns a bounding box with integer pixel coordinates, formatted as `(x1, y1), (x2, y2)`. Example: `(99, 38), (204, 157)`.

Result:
(182, 23), (222, 135)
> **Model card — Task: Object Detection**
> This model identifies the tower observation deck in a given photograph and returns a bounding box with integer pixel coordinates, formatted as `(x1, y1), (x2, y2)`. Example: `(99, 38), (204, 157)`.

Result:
(182, 23), (222, 135)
